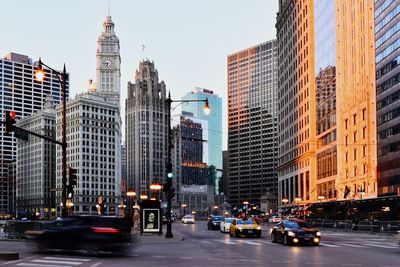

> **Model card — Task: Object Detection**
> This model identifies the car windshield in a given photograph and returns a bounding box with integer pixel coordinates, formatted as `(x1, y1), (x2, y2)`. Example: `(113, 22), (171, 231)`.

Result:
(212, 216), (224, 221)
(237, 219), (254, 225)
(285, 220), (310, 228)
(184, 216), (193, 219)
(225, 218), (234, 223)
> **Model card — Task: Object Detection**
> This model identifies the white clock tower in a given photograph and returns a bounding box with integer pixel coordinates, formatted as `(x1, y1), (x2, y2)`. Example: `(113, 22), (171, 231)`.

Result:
(96, 15), (120, 101)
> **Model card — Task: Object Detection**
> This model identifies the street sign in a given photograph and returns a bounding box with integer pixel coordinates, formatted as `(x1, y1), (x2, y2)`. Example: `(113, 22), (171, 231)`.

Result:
(14, 127), (29, 141)
(50, 188), (62, 192)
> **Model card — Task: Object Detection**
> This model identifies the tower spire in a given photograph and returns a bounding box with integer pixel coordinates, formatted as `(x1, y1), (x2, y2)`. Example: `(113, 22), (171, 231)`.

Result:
(108, 0), (110, 16)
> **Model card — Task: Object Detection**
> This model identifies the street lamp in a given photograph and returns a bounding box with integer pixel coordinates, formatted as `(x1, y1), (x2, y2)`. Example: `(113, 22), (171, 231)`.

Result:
(317, 195), (325, 202)
(282, 198), (289, 205)
(35, 58), (68, 218)
(181, 203), (187, 216)
(294, 197), (302, 217)
(150, 182), (162, 200)
(126, 189), (136, 219)
(165, 92), (211, 238)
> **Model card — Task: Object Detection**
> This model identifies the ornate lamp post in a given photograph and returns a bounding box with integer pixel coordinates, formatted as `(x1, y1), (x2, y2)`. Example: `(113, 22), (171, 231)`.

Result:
(127, 189), (136, 219)
(165, 92), (210, 238)
(35, 58), (68, 217)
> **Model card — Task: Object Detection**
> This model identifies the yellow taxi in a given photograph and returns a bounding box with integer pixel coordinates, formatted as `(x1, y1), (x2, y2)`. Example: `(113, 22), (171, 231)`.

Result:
(229, 218), (261, 238)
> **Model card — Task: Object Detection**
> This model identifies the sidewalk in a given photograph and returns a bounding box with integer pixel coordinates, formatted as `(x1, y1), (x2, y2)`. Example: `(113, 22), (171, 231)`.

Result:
(131, 227), (185, 244)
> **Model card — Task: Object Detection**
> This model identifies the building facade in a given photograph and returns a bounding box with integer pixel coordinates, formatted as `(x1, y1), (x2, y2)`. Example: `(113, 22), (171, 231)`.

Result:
(375, 0), (400, 196)
(276, 0), (317, 207)
(55, 93), (121, 215)
(16, 96), (56, 219)
(0, 53), (67, 215)
(125, 60), (168, 196)
(227, 40), (279, 207)
(179, 113), (209, 186)
(335, 0), (377, 199)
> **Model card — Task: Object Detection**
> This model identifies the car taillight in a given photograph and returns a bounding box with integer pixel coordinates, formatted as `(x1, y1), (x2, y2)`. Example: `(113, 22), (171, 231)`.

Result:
(91, 227), (119, 233)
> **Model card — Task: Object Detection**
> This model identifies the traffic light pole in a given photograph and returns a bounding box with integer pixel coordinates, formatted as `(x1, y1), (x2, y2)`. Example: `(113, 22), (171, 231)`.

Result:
(165, 93), (173, 238)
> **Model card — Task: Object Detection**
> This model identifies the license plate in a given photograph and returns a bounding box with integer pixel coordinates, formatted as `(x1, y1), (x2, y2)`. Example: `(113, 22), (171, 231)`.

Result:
(248, 230), (253, 233)
(304, 237), (310, 240)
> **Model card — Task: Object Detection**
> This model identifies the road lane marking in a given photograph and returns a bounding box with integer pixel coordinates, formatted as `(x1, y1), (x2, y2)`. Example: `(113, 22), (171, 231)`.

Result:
(152, 255), (167, 258)
(213, 239), (238, 244)
(340, 243), (367, 248)
(179, 257), (193, 259)
(239, 259), (257, 262)
(260, 240), (279, 245)
(271, 260), (291, 264)
(31, 260), (82, 265)
(89, 263), (103, 267)
(305, 262), (326, 265)
(43, 257), (91, 262)
(319, 243), (341, 247)
(364, 243), (398, 249)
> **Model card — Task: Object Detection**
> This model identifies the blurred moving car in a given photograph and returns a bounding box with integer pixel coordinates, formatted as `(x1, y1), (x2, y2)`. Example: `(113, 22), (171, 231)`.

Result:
(24, 215), (133, 253)
(270, 219), (321, 246)
(229, 218), (261, 237)
(268, 215), (282, 223)
(207, 215), (224, 230)
(181, 215), (195, 224)
(220, 217), (235, 233)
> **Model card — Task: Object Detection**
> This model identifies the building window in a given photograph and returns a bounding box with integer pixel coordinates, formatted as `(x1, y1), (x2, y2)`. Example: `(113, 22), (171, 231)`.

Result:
(353, 114), (357, 125)
(363, 145), (366, 157)
(353, 131), (357, 143)
(363, 127), (366, 139)
(345, 135), (348, 146)
(345, 119), (348, 129)
(354, 149), (357, 160)
(362, 108), (366, 120)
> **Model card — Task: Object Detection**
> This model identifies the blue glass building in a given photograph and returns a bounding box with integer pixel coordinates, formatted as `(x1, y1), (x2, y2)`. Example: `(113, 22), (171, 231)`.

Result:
(181, 88), (222, 174)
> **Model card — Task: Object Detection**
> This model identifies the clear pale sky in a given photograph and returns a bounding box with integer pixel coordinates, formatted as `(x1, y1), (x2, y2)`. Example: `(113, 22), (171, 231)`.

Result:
(1, 0), (278, 148)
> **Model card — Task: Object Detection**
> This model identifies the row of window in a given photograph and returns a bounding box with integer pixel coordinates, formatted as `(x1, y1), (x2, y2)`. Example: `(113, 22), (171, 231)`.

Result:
(376, 37), (400, 63)
(376, 20), (400, 48)
(375, 4), (400, 32)
(376, 55), (400, 79)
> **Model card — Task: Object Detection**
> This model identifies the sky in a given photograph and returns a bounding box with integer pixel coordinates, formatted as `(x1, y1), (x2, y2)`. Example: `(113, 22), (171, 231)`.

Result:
(1, 0), (278, 148)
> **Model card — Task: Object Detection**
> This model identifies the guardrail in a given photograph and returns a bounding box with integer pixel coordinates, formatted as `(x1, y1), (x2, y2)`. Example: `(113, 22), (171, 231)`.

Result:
(307, 219), (400, 233)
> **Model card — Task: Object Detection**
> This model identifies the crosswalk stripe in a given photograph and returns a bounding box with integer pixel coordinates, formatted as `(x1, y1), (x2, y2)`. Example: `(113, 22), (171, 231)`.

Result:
(364, 243), (398, 249)
(31, 260), (82, 265)
(238, 240), (262, 246)
(17, 263), (71, 267)
(214, 239), (238, 244)
(43, 257), (90, 262)
(319, 243), (341, 247)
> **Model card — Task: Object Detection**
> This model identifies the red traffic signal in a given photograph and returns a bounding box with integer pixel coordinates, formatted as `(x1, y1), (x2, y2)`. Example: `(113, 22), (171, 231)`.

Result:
(5, 111), (16, 133)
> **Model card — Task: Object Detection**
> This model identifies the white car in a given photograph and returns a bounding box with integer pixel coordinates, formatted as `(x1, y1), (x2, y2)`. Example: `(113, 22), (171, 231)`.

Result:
(220, 217), (235, 233)
(182, 215), (195, 224)
(269, 216), (282, 223)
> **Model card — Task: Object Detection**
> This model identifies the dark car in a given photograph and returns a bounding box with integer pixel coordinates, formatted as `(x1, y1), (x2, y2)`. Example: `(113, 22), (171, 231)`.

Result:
(270, 219), (321, 246)
(25, 215), (133, 253)
(207, 215), (225, 230)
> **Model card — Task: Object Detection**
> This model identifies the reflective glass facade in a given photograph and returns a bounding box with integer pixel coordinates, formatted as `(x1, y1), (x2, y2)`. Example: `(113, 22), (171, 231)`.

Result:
(314, 0), (337, 199)
(375, 0), (400, 196)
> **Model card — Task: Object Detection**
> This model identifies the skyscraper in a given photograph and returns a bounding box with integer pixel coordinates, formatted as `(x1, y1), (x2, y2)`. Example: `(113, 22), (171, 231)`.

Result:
(375, 0), (400, 196)
(182, 88), (222, 171)
(125, 60), (168, 196)
(0, 53), (67, 215)
(276, 0), (317, 206)
(227, 40), (278, 207)
(56, 93), (121, 215)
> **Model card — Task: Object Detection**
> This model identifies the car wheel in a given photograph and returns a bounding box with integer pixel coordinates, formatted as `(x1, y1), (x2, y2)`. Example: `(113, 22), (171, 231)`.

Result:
(283, 235), (290, 246)
(271, 232), (277, 243)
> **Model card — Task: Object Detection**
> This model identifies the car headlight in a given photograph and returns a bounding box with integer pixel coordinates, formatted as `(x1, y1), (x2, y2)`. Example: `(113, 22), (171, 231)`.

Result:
(238, 227), (243, 231)
(287, 231), (296, 237)
(316, 231), (321, 237)
(256, 226), (261, 230)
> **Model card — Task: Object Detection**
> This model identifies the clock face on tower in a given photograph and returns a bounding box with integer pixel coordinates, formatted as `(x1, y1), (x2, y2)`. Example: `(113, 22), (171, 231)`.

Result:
(102, 58), (113, 68)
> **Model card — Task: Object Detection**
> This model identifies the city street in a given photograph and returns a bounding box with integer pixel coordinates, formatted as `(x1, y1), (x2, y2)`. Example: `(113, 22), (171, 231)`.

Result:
(1, 221), (399, 267)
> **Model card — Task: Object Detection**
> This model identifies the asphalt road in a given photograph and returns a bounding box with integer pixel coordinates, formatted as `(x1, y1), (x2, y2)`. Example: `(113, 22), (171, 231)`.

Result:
(0, 221), (399, 267)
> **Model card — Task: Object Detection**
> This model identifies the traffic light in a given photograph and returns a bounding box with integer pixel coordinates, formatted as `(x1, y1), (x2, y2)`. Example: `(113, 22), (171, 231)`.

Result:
(69, 167), (77, 186)
(166, 162), (173, 183)
(170, 187), (176, 199)
(163, 182), (171, 193)
(5, 111), (16, 133)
